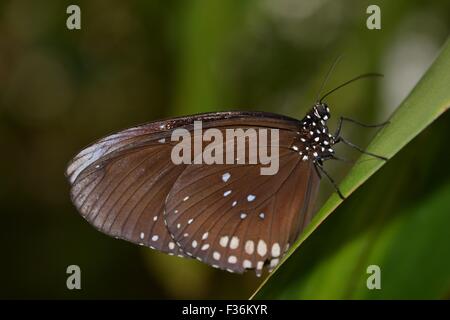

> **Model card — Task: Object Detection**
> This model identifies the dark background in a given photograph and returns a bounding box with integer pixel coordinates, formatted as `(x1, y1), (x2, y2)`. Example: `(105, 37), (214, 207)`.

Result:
(0, 0), (449, 299)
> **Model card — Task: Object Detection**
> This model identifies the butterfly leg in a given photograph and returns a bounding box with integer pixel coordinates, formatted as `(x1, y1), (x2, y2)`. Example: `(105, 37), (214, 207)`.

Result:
(335, 136), (388, 161)
(334, 116), (390, 138)
(319, 155), (354, 164)
(315, 164), (345, 200)
(331, 155), (354, 164)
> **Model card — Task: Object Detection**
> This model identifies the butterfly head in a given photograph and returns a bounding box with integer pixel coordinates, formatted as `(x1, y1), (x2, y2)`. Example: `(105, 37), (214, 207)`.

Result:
(313, 102), (330, 121)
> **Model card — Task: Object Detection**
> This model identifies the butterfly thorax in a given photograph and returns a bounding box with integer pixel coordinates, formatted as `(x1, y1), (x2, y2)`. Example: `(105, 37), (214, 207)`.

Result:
(291, 103), (335, 164)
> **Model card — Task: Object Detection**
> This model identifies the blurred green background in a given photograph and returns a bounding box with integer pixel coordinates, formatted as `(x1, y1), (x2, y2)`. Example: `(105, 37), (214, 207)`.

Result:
(0, 0), (449, 299)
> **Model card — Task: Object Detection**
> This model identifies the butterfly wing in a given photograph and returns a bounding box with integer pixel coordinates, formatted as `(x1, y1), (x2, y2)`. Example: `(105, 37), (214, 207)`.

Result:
(164, 133), (320, 276)
(66, 111), (302, 259)
(67, 130), (189, 256)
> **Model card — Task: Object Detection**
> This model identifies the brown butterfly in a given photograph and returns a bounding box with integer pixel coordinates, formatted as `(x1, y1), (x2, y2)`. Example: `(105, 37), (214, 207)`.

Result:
(66, 75), (387, 276)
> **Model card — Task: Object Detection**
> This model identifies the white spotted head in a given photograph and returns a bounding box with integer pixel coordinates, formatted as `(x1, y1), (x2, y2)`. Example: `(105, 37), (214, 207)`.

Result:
(313, 102), (330, 121)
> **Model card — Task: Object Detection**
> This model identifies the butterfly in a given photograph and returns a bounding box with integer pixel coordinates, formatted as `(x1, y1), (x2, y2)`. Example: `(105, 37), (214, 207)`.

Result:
(65, 74), (387, 277)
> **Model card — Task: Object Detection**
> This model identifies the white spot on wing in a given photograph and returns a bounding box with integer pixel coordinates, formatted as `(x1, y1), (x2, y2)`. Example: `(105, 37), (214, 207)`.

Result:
(270, 258), (279, 268)
(256, 261), (264, 270)
(222, 172), (231, 182)
(220, 236), (229, 247)
(257, 239), (267, 256)
(228, 256), (237, 264)
(245, 240), (254, 254)
(229, 236), (239, 249)
(247, 194), (256, 202)
(272, 243), (281, 257)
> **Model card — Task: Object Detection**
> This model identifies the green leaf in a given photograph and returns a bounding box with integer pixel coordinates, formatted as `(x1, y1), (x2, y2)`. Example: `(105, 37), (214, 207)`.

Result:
(251, 38), (450, 299)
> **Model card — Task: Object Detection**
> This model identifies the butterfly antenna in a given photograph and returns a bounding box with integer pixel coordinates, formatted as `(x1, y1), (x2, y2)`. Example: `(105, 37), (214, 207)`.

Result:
(319, 73), (383, 103)
(315, 55), (343, 102)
